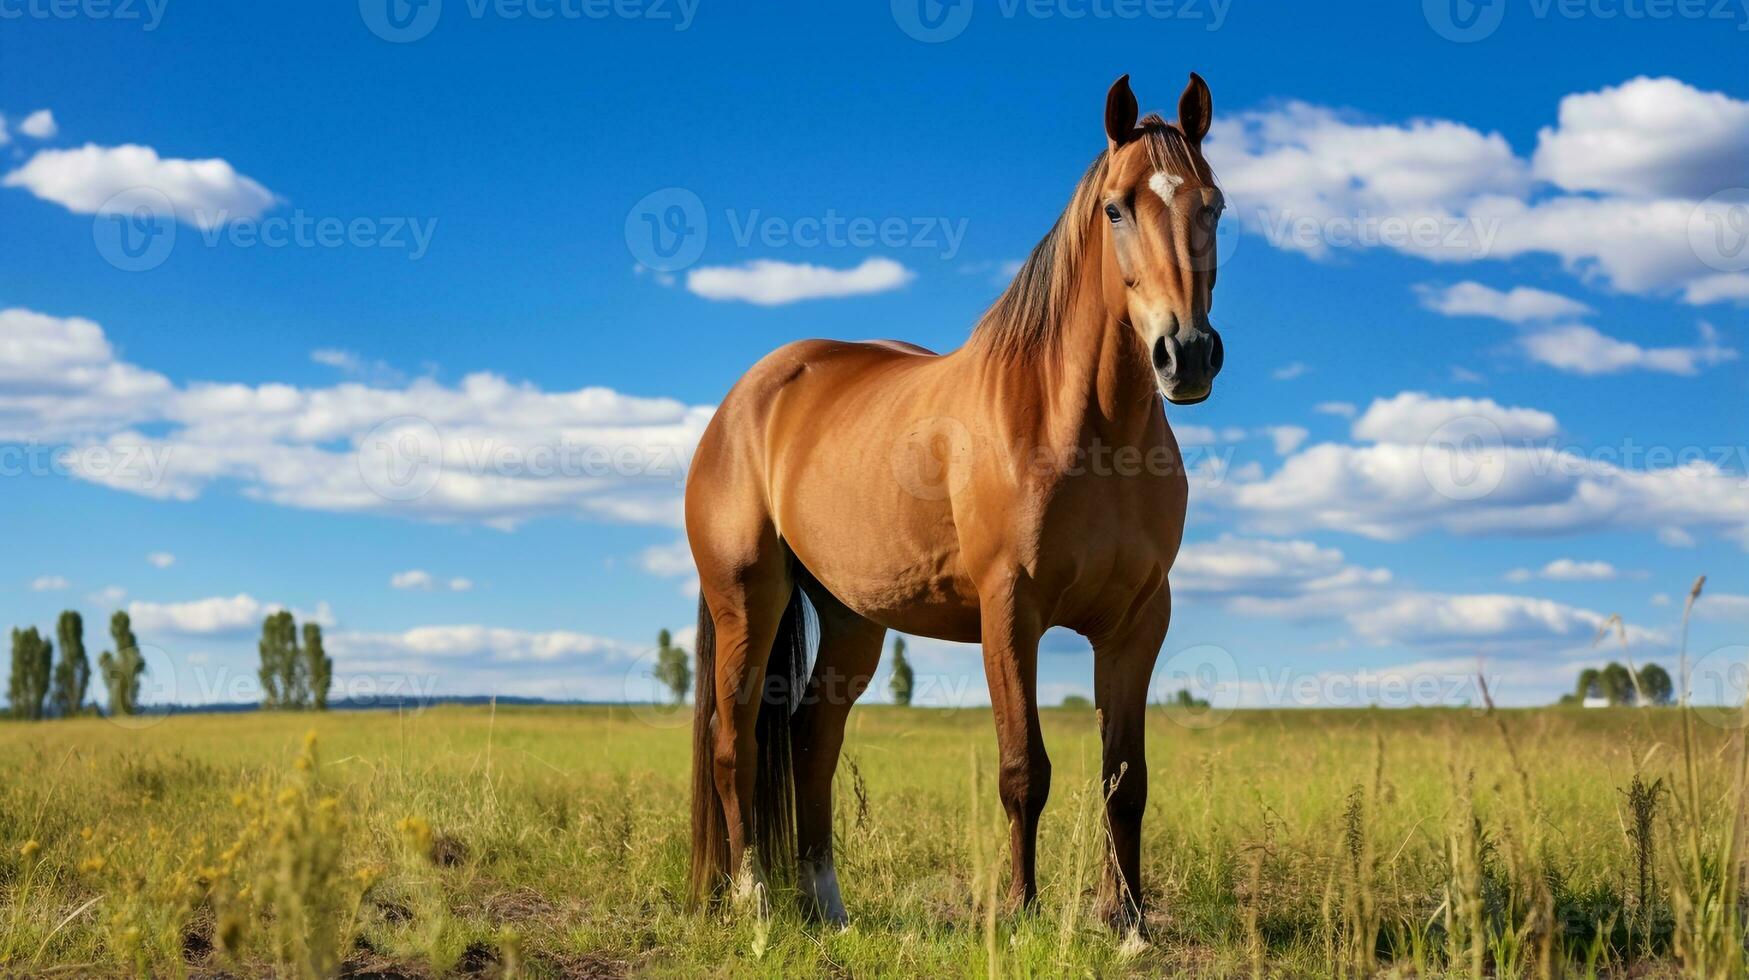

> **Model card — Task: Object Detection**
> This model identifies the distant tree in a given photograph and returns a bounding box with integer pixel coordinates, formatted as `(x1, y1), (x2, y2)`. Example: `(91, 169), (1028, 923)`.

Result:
(1576, 667), (1601, 702)
(1636, 663), (1675, 706)
(1600, 661), (1636, 706)
(8, 627), (53, 721)
(52, 610), (91, 718)
(1060, 694), (1092, 709)
(888, 636), (914, 707)
(257, 611), (304, 709)
(303, 622), (333, 711)
(651, 628), (691, 706)
(98, 611), (146, 716)
(1173, 689), (1211, 710)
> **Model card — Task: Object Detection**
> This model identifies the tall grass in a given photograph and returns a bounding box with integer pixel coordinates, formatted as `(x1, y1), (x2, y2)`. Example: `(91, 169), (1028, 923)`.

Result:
(1, 674), (1745, 976)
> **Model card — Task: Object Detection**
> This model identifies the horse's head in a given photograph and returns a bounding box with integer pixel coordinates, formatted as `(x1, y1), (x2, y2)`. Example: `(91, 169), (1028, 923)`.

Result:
(1098, 73), (1225, 406)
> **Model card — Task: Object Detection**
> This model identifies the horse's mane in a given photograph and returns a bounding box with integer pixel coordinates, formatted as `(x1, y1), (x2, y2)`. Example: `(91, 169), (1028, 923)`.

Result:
(970, 116), (1205, 361)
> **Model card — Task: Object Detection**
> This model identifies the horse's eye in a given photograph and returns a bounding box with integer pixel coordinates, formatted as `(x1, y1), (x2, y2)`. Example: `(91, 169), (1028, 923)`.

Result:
(1105, 204), (1122, 223)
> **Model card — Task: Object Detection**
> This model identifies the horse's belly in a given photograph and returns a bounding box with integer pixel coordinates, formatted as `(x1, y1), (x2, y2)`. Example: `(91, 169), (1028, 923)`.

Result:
(778, 488), (983, 643)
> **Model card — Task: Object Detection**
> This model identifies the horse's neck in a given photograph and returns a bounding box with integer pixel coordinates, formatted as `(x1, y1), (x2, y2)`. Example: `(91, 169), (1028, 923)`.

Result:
(1039, 246), (1160, 449)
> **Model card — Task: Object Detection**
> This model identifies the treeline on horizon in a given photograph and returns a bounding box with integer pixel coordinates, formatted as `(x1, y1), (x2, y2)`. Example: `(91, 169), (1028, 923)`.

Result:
(5, 608), (334, 720)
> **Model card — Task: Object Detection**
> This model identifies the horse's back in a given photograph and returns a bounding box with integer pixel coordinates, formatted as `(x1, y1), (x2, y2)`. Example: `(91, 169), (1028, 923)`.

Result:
(687, 336), (982, 638)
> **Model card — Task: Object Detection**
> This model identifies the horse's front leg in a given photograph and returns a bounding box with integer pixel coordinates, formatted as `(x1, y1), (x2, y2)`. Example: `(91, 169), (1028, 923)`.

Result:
(1091, 590), (1170, 929)
(979, 587), (1049, 910)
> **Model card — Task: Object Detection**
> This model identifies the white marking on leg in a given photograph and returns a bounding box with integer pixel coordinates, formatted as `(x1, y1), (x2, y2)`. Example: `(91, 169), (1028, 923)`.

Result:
(799, 854), (848, 927)
(1148, 171), (1183, 204)
(732, 854), (771, 918)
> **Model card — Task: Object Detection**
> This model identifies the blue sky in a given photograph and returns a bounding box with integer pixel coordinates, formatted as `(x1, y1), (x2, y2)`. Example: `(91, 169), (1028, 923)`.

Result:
(1, 0), (1745, 712)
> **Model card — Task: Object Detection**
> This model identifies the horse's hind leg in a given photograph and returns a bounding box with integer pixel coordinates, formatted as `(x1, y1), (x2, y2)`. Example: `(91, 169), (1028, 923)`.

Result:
(792, 580), (887, 925)
(697, 532), (793, 900)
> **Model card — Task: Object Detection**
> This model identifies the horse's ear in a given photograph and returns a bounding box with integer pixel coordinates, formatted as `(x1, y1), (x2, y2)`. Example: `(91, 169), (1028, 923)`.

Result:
(1177, 71), (1212, 146)
(1105, 74), (1139, 152)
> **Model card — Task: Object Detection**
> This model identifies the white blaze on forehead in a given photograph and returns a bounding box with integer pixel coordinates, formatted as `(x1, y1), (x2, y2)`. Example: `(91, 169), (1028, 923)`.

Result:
(1148, 171), (1183, 203)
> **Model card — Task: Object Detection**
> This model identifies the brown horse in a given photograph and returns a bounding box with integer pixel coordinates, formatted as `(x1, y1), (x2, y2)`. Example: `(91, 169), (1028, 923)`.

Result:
(686, 73), (1224, 927)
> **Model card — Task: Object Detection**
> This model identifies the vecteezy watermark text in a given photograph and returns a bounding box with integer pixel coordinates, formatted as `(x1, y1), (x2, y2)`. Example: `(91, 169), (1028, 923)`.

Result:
(625, 187), (970, 272)
(0, 0), (168, 29)
(1425, 0), (1749, 42)
(360, 0), (698, 42)
(194, 211), (439, 260)
(891, 0), (1231, 43)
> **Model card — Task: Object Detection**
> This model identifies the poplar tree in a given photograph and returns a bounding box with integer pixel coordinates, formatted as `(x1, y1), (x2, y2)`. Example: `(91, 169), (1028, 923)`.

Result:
(98, 611), (146, 716)
(8, 627), (53, 721)
(889, 636), (914, 707)
(52, 610), (91, 717)
(652, 628), (691, 705)
(258, 611), (302, 709)
(303, 622), (333, 710)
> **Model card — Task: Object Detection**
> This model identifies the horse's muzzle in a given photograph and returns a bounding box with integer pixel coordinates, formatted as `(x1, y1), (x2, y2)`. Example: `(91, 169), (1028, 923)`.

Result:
(1154, 327), (1223, 405)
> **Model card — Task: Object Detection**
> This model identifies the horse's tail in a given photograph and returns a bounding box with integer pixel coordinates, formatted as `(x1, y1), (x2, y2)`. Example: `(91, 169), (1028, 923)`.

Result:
(689, 585), (808, 906)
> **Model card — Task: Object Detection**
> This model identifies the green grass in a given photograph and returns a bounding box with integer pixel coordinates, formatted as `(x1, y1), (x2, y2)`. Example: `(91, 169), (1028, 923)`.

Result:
(0, 704), (1739, 977)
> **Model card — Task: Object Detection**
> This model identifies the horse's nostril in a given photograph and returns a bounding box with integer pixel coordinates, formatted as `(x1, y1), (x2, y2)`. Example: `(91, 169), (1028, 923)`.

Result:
(1208, 330), (1225, 374)
(1152, 336), (1173, 372)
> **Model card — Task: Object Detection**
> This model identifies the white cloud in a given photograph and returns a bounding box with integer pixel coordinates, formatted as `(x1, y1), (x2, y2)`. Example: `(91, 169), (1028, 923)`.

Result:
(1695, 593), (1749, 622)
(1349, 592), (1658, 654)
(639, 538), (700, 596)
(1271, 362), (1310, 380)
(1211, 393), (1749, 546)
(311, 348), (364, 372)
(126, 593), (331, 635)
(147, 552), (175, 568)
(18, 110), (57, 140)
(1517, 322), (1737, 376)
(310, 348), (405, 386)
(391, 570), (472, 592)
(1684, 274), (1749, 306)
(4, 143), (275, 228)
(0, 308), (173, 439)
(1172, 535), (1392, 619)
(638, 539), (695, 577)
(1416, 281), (1593, 323)
(1531, 76), (1749, 199)
(1314, 401), (1357, 419)
(330, 625), (633, 665)
(1203, 78), (1749, 304)
(1351, 391), (1558, 444)
(1505, 559), (1619, 583)
(685, 257), (914, 306)
(30, 575), (69, 591)
(1262, 425), (1310, 455)
(1658, 527), (1697, 548)
(1, 308), (712, 529)
(88, 585), (127, 606)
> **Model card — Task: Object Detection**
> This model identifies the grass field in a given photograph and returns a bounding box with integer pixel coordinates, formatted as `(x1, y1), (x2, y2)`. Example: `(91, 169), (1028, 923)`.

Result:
(1, 703), (1745, 978)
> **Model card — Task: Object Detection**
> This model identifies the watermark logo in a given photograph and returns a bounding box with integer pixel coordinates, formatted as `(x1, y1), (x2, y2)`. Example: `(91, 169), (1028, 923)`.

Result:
(360, 0), (445, 41)
(1424, 0), (1506, 40)
(1689, 189), (1749, 274)
(1690, 645), (1749, 730)
(623, 641), (693, 729)
(626, 187), (709, 272)
(890, 416), (975, 501)
(1153, 643), (1238, 729)
(357, 416), (445, 502)
(891, 0), (974, 41)
(1421, 415), (1507, 501)
(93, 187), (177, 273)
(104, 643), (176, 731)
